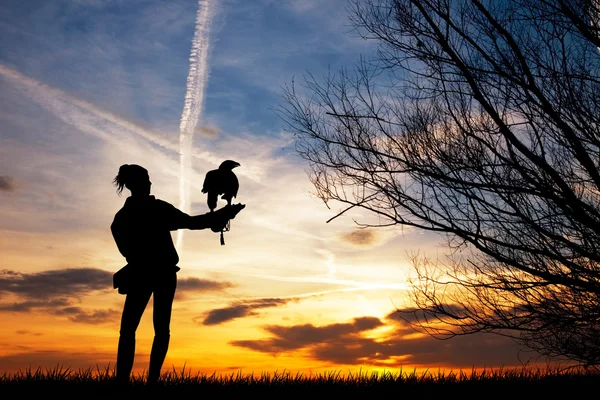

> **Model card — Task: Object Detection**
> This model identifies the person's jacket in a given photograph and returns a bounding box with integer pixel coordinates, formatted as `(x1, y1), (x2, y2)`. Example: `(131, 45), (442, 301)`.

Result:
(111, 195), (212, 273)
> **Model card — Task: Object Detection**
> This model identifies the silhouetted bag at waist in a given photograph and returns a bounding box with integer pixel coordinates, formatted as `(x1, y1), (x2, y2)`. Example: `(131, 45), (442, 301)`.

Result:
(113, 264), (181, 295)
(113, 264), (132, 295)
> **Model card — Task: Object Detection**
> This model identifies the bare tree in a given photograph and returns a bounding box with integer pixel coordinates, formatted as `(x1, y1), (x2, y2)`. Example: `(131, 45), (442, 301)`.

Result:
(277, 0), (600, 367)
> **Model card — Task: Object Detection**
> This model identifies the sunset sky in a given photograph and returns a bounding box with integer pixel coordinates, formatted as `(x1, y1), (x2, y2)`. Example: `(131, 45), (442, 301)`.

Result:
(0, 0), (530, 375)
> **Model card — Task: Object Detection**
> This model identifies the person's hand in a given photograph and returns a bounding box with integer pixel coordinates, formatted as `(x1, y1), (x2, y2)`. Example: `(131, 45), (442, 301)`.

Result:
(210, 203), (246, 232)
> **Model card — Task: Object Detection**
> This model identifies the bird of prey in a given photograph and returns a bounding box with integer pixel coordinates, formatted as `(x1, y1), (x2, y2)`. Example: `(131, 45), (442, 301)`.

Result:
(202, 160), (240, 212)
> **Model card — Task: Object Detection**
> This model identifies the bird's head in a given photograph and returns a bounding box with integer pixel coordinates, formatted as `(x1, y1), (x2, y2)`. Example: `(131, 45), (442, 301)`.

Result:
(219, 160), (240, 170)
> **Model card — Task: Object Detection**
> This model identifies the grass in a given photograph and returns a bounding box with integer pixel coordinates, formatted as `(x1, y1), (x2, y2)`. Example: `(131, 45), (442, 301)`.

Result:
(1, 365), (598, 398)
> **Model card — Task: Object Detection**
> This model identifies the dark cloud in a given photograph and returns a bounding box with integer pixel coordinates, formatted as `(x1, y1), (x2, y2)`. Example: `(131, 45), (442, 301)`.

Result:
(15, 330), (43, 336)
(177, 277), (234, 294)
(0, 268), (112, 299)
(0, 299), (117, 325)
(386, 304), (468, 325)
(0, 268), (115, 325)
(230, 315), (530, 368)
(0, 176), (16, 191)
(0, 268), (232, 325)
(52, 307), (119, 325)
(0, 298), (71, 312)
(339, 229), (379, 247)
(311, 330), (523, 367)
(198, 298), (295, 326)
(0, 268), (233, 325)
(0, 268), (231, 299)
(231, 317), (383, 352)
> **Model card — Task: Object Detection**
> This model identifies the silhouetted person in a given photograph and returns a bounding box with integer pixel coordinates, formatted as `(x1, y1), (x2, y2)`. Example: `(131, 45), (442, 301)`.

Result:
(201, 160), (240, 212)
(110, 164), (244, 385)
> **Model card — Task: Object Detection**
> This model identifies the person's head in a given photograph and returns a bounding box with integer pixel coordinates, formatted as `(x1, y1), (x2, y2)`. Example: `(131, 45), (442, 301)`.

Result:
(113, 164), (151, 197)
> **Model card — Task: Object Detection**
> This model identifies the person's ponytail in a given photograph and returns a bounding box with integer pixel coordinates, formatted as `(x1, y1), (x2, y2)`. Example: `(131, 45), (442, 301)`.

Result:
(113, 164), (130, 196)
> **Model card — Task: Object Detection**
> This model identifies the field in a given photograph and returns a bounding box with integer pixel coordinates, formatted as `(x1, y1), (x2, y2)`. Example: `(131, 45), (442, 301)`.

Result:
(1, 366), (598, 398)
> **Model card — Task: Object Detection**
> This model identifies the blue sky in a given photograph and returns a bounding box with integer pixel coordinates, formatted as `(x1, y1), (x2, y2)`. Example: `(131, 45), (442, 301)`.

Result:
(1, 0), (369, 135)
(0, 0), (529, 373)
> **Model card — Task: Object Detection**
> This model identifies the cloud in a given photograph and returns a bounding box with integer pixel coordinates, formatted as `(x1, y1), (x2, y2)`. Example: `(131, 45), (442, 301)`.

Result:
(386, 304), (469, 326)
(198, 297), (293, 326)
(194, 125), (219, 138)
(0, 301), (118, 325)
(0, 176), (16, 191)
(0, 268), (232, 323)
(339, 229), (378, 247)
(0, 64), (179, 154)
(0, 64), (272, 185)
(230, 314), (530, 368)
(310, 330), (524, 368)
(286, 0), (320, 13)
(231, 316), (383, 352)
(337, 227), (402, 249)
(15, 330), (43, 336)
(0, 298), (71, 312)
(52, 307), (119, 325)
(175, 276), (234, 300)
(0, 268), (117, 324)
(0, 268), (112, 299)
(177, 276), (234, 293)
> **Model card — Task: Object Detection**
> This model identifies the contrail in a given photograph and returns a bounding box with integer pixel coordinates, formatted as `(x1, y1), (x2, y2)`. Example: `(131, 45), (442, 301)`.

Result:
(0, 64), (177, 152)
(1, 64), (263, 183)
(177, 0), (215, 249)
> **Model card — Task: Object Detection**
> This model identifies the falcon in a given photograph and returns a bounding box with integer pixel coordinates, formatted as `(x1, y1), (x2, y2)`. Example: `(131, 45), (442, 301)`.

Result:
(201, 160), (240, 212)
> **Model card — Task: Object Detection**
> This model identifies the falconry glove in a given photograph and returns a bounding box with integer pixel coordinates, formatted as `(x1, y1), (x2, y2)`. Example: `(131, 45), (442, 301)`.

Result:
(210, 204), (245, 245)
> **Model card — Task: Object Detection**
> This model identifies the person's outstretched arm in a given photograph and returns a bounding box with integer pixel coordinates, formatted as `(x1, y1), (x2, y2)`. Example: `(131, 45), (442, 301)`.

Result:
(185, 204), (245, 230)
(164, 202), (245, 231)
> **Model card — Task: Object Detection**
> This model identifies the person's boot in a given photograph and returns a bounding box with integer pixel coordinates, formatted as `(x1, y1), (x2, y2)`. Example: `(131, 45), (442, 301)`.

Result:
(147, 334), (170, 386)
(116, 333), (135, 386)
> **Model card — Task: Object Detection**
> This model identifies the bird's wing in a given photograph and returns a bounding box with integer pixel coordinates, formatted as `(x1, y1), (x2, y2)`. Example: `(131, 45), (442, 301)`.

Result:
(220, 171), (239, 200)
(202, 169), (218, 193)
(231, 172), (239, 197)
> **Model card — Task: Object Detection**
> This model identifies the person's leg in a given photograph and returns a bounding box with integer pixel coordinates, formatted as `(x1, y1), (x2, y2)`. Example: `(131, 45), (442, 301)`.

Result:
(147, 272), (177, 384)
(116, 287), (152, 383)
